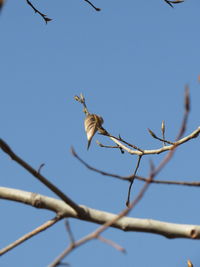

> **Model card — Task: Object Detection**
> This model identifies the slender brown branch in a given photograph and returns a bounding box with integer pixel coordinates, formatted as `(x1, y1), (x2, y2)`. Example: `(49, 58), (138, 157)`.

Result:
(0, 215), (61, 256)
(97, 141), (125, 154)
(26, 0), (52, 23)
(164, 0), (174, 7)
(38, 163), (45, 174)
(65, 220), (75, 245)
(147, 128), (175, 145)
(83, 0), (101, 11)
(105, 133), (144, 152)
(72, 148), (200, 187)
(126, 155), (142, 207)
(97, 236), (126, 253)
(0, 139), (84, 216)
(108, 127), (200, 156)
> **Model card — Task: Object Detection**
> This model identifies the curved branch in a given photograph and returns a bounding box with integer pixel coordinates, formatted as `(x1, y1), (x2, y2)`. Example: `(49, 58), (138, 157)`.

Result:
(1, 187), (200, 240)
(72, 148), (200, 187)
(107, 127), (200, 155)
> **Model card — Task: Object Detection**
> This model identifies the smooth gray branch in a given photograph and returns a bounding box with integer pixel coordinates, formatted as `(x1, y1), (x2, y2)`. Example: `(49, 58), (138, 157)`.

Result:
(1, 187), (200, 240)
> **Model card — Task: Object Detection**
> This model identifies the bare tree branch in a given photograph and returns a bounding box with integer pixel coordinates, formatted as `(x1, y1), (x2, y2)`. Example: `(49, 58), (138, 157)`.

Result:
(26, 0), (52, 23)
(65, 220), (75, 245)
(72, 148), (200, 187)
(97, 236), (126, 253)
(126, 155), (142, 206)
(0, 215), (61, 256)
(1, 187), (200, 240)
(107, 127), (200, 155)
(0, 139), (84, 216)
(48, 96), (196, 265)
(83, 0), (101, 11)
(75, 94), (199, 156)
(49, 165), (153, 266)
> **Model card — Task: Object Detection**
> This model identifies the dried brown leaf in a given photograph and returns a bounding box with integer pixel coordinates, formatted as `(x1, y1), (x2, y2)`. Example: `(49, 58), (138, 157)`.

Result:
(187, 259), (193, 267)
(84, 114), (104, 150)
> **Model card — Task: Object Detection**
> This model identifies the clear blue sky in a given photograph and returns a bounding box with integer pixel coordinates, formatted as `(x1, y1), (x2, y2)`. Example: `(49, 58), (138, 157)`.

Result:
(0, 0), (200, 266)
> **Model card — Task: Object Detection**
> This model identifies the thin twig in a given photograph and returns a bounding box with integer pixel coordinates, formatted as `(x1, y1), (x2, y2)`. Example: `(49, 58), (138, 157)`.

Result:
(26, 0), (52, 23)
(38, 163), (45, 174)
(147, 128), (175, 145)
(74, 94), (90, 115)
(75, 93), (199, 155)
(164, 0), (184, 7)
(65, 220), (75, 245)
(0, 215), (61, 255)
(101, 132), (144, 152)
(0, 139), (84, 216)
(149, 86), (191, 178)
(97, 235), (126, 253)
(108, 127), (200, 155)
(176, 85), (190, 140)
(83, 0), (101, 11)
(72, 148), (200, 187)
(126, 155), (142, 207)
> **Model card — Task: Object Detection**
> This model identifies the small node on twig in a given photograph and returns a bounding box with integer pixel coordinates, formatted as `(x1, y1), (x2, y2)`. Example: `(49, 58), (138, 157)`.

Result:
(96, 140), (115, 148)
(161, 120), (166, 146)
(74, 93), (89, 115)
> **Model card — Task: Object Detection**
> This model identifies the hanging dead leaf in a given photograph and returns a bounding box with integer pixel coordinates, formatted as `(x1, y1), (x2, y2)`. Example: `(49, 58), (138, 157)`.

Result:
(187, 259), (193, 267)
(84, 114), (104, 150)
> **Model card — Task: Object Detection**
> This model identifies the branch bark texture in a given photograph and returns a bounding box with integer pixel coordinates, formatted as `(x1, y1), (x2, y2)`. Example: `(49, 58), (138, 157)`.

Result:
(1, 186), (200, 240)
